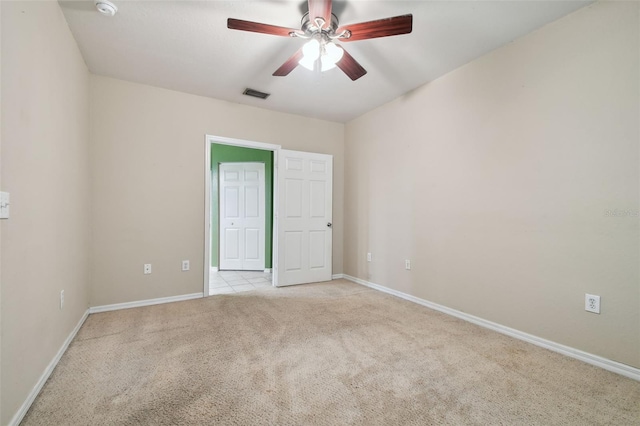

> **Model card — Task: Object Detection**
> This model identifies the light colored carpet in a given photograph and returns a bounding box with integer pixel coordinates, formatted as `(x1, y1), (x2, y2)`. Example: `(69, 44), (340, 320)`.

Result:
(22, 280), (640, 425)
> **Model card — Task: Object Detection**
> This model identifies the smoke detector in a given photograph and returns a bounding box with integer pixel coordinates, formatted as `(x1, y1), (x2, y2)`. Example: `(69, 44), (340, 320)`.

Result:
(95, 0), (117, 17)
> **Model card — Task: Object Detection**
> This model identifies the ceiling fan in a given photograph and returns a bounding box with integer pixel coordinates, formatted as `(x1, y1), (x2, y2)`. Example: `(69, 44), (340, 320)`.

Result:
(227, 0), (412, 81)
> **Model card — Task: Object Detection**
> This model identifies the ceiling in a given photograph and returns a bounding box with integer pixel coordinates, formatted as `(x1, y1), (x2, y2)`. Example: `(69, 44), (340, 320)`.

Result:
(59, 0), (592, 123)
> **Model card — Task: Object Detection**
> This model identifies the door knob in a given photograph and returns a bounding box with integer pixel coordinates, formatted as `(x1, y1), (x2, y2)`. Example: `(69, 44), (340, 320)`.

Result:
(327, 222), (332, 228)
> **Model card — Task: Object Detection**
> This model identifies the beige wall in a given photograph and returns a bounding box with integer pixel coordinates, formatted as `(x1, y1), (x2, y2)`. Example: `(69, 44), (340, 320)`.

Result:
(1, 1), (91, 424)
(90, 76), (344, 306)
(344, 1), (639, 368)
(1, 1), (637, 422)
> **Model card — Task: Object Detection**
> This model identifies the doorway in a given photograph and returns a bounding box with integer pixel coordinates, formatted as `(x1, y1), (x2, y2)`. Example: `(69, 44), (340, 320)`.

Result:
(204, 135), (335, 296)
(204, 136), (280, 295)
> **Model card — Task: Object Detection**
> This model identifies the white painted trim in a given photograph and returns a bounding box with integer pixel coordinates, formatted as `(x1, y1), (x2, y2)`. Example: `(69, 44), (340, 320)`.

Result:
(204, 134), (281, 296)
(210, 266), (218, 272)
(9, 309), (90, 426)
(89, 293), (203, 314)
(343, 274), (640, 382)
(205, 135), (281, 151)
(332, 273), (344, 279)
(204, 136), (212, 298)
(264, 268), (271, 273)
(272, 149), (279, 288)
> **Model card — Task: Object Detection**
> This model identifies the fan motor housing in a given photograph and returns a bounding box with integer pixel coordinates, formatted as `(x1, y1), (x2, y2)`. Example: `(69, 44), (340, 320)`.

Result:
(301, 12), (340, 36)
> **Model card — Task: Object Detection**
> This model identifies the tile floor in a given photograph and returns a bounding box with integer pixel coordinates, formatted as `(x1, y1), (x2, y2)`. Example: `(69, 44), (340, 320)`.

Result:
(209, 269), (273, 296)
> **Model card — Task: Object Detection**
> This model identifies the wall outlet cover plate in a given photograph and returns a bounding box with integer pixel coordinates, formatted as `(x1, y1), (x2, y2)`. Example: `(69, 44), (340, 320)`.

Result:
(585, 293), (600, 314)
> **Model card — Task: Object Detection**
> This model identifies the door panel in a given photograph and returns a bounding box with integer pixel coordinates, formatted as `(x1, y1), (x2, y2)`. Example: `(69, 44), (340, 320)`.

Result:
(277, 150), (332, 286)
(309, 180), (326, 218)
(224, 228), (241, 269)
(245, 228), (260, 260)
(224, 187), (239, 218)
(245, 187), (259, 217)
(285, 179), (303, 218)
(309, 231), (326, 269)
(219, 162), (266, 271)
(284, 231), (303, 272)
(245, 170), (259, 181)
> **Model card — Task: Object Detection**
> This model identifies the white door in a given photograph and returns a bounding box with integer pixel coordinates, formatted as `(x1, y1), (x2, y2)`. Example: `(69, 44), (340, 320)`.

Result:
(276, 150), (332, 286)
(219, 163), (265, 271)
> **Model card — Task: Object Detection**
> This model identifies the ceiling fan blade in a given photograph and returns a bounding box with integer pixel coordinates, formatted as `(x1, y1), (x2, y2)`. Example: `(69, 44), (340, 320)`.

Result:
(273, 48), (305, 77)
(308, 0), (332, 29)
(336, 48), (367, 81)
(227, 18), (299, 37)
(337, 14), (413, 42)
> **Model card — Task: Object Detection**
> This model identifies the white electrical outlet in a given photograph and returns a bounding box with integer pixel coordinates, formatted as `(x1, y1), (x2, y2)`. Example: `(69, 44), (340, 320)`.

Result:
(182, 260), (190, 271)
(144, 264), (152, 274)
(367, 253), (372, 262)
(405, 259), (411, 270)
(585, 294), (600, 314)
(60, 290), (64, 310)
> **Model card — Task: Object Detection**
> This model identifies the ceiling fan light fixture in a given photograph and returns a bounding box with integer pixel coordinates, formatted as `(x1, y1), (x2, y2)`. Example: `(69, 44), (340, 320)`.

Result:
(300, 39), (343, 72)
(325, 42), (343, 63)
(301, 39), (321, 60)
(319, 42), (343, 71)
(299, 56), (316, 71)
(320, 55), (337, 71)
(299, 38), (321, 70)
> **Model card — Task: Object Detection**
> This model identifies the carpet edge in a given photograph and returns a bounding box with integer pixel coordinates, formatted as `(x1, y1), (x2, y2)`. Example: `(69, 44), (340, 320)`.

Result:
(9, 309), (90, 426)
(343, 274), (640, 382)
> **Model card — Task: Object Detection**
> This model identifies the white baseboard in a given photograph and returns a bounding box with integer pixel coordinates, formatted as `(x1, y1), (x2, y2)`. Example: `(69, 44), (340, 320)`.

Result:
(89, 292), (203, 314)
(332, 273), (344, 279)
(343, 274), (640, 382)
(9, 309), (90, 426)
(212, 267), (271, 273)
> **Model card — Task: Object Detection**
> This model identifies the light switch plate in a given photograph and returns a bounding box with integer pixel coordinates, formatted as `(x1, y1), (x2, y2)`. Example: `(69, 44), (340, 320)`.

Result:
(0, 192), (10, 219)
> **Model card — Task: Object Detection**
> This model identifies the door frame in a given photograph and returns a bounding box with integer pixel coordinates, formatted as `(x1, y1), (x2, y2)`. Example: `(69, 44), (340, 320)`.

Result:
(204, 135), (281, 296)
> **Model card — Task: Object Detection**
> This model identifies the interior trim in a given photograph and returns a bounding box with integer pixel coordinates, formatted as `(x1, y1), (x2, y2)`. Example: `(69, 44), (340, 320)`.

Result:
(344, 274), (640, 382)
(9, 309), (90, 426)
(204, 134), (282, 296)
(89, 293), (203, 314)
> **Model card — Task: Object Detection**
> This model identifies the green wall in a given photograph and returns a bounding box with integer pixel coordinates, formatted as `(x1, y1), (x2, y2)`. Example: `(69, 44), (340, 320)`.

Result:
(211, 144), (273, 268)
